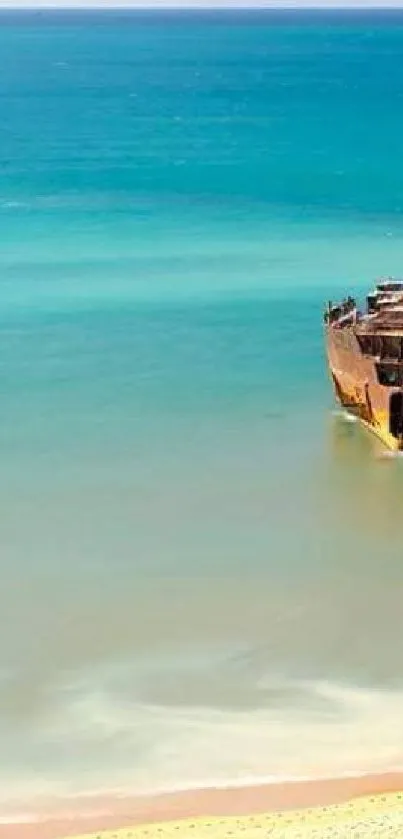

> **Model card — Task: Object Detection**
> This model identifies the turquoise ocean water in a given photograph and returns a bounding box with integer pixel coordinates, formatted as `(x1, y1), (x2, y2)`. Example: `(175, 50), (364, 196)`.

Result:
(3, 8), (403, 818)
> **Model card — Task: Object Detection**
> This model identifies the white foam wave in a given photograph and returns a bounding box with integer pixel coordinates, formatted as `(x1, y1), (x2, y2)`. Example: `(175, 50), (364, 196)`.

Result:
(1, 201), (28, 209)
(1, 679), (403, 814)
(378, 450), (403, 460)
(332, 409), (358, 424)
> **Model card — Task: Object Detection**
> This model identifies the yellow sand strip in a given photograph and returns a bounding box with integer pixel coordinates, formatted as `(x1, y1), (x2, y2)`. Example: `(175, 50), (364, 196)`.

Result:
(68, 790), (403, 838)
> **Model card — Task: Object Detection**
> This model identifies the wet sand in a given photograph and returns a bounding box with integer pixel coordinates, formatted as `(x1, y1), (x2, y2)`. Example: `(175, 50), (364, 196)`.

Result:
(4, 772), (403, 839)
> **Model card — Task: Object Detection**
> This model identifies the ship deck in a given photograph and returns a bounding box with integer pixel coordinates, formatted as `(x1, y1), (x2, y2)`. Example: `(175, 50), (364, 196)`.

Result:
(355, 308), (403, 333)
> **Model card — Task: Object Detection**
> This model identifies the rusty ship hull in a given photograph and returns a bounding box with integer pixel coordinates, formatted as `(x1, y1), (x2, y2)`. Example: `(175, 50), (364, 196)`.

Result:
(325, 280), (403, 452)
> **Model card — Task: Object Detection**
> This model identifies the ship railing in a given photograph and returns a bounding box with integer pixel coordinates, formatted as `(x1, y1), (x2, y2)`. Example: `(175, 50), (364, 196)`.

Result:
(324, 297), (357, 325)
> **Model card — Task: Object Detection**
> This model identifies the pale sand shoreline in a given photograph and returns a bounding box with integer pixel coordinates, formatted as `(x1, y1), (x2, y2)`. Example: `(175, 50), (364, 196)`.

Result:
(4, 772), (403, 839)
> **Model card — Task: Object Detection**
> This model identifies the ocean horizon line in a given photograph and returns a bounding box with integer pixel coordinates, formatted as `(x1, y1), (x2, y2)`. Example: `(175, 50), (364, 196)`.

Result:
(2, 4), (403, 11)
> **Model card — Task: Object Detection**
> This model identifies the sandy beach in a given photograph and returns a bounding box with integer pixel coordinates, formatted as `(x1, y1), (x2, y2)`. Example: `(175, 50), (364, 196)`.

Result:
(4, 772), (403, 839)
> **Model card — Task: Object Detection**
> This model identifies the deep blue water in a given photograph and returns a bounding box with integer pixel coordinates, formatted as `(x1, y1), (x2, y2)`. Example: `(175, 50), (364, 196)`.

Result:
(2, 9), (403, 816)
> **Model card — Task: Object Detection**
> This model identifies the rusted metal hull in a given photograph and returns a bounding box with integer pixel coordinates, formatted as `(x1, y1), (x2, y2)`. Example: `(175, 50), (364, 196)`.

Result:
(325, 323), (403, 452)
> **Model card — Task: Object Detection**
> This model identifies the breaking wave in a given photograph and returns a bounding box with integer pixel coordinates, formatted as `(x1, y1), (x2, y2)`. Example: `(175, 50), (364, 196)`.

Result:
(1, 673), (403, 818)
